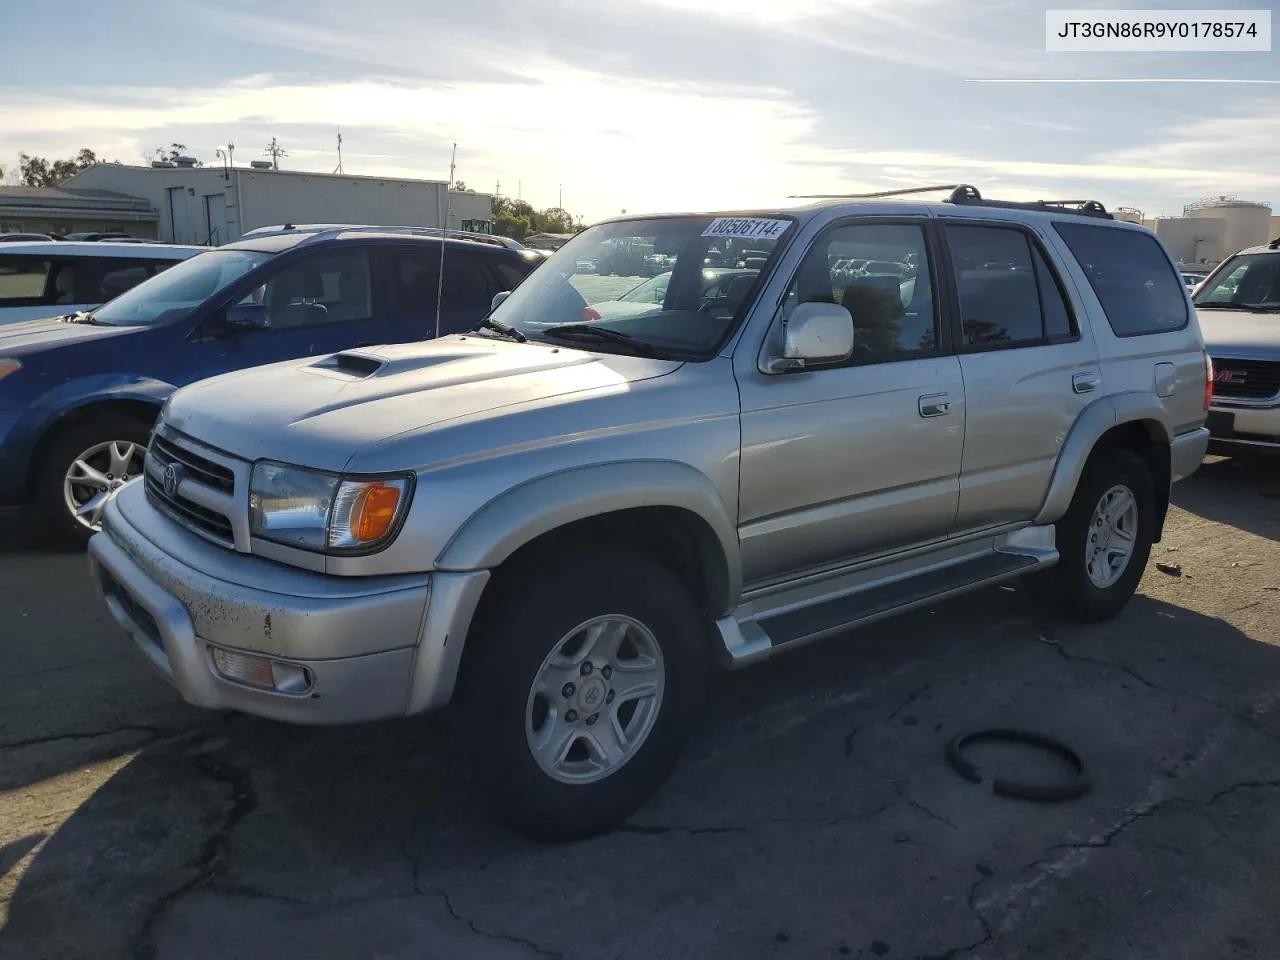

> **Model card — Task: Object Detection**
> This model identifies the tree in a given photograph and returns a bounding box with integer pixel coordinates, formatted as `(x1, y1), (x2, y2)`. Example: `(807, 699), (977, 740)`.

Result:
(535, 206), (576, 234)
(452, 180), (476, 193)
(18, 148), (98, 187)
(152, 143), (201, 165)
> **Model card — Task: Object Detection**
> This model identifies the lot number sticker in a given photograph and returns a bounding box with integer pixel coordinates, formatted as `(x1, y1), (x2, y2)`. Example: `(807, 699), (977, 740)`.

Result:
(701, 217), (791, 240)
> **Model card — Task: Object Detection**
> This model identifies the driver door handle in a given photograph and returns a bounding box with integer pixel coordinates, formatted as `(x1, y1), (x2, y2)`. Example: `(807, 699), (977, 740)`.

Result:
(919, 392), (951, 418)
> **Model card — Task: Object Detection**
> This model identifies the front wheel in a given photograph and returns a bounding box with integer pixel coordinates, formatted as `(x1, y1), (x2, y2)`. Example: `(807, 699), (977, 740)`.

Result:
(1025, 446), (1155, 623)
(32, 414), (152, 547)
(457, 546), (709, 842)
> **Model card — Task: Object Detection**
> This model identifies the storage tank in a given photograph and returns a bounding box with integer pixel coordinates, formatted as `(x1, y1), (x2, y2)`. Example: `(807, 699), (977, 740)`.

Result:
(1184, 197), (1272, 256)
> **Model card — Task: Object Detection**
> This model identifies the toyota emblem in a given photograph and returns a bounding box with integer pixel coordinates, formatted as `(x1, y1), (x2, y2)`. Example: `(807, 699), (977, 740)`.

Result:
(162, 462), (183, 497)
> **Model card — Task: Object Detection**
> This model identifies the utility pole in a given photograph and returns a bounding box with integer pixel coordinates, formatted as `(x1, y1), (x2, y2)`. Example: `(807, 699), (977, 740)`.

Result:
(264, 137), (287, 171)
(333, 129), (344, 175)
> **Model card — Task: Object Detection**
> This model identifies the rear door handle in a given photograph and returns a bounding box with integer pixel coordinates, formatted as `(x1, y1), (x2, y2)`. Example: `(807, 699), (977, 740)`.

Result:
(1072, 372), (1100, 394)
(919, 392), (952, 418)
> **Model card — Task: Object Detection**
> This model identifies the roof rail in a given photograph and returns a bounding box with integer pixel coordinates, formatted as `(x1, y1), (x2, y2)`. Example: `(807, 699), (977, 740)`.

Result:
(789, 183), (1114, 219)
(245, 223), (520, 249)
(1269, 235), (1280, 249)
(789, 184), (971, 200)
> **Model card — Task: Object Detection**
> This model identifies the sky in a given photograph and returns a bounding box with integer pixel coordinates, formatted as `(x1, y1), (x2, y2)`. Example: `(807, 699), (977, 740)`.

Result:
(1, 0), (1277, 224)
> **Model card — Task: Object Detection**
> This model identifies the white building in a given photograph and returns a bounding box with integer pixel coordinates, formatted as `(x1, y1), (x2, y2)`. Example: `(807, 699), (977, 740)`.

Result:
(60, 161), (495, 245)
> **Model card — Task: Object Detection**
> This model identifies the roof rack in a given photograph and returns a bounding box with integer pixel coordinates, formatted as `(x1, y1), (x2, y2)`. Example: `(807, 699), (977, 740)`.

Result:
(789, 183), (1114, 219)
(1269, 235), (1280, 249)
(245, 223), (520, 249)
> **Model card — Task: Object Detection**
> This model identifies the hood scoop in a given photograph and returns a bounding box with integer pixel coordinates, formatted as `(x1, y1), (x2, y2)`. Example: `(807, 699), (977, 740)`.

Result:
(310, 351), (385, 379)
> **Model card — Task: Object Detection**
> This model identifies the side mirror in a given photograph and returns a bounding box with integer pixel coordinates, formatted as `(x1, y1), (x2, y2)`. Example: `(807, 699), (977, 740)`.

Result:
(491, 291), (511, 312)
(765, 301), (854, 372)
(223, 302), (271, 333)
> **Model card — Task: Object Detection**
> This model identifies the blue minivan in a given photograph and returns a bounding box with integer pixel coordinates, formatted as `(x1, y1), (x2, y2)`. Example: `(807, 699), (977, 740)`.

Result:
(0, 225), (539, 543)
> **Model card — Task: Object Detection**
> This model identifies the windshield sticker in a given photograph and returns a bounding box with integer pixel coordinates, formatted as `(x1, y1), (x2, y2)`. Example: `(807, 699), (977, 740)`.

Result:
(701, 217), (791, 240)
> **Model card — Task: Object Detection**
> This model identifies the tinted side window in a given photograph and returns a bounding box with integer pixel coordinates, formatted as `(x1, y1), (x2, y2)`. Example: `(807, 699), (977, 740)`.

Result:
(383, 249), (441, 315)
(784, 222), (938, 365)
(1032, 245), (1075, 340)
(251, 250), (372, 329)
(491, 259), (530, 293)
(440, 252), (497, 312)
(0, 258), (51, 304)
(1053, 222), (1189, 336)
(945, 225), (1045, 347)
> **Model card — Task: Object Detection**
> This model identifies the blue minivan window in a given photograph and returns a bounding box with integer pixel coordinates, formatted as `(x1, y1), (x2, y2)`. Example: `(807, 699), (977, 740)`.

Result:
(94, 250), (271, 327)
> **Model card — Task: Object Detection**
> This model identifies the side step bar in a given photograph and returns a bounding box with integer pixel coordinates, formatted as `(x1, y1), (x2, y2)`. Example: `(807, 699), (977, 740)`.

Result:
(716, 531), (1055, 667)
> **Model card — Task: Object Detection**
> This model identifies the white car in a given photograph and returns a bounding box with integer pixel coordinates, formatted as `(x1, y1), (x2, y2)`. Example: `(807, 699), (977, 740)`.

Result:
(0, 241), (209, 326)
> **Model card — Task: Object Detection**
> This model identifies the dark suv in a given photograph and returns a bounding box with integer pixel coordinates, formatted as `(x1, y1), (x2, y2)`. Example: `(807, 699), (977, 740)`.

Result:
(0, 225), (539, 542)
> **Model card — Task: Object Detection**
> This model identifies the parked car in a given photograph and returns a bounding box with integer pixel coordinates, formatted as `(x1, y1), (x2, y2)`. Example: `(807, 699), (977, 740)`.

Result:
(87, 189), (1209, 841)
(59, 231), (138, 242)
(590, 267), (760, 320)
(0, 226), (540, 542)
(1191, 238), (1280, 457)
(0, 233), (55, 243)
(0, 240), (208, 327)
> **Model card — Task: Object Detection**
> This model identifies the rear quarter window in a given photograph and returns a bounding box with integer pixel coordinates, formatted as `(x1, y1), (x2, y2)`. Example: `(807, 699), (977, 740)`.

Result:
(1053, 222), (1189, 337)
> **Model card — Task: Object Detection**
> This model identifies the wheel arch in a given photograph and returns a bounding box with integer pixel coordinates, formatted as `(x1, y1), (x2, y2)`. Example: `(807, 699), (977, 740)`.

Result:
(25, 393), (166, 497)
(437, 460), (742, 618)
(1036, 392), (1173, 540)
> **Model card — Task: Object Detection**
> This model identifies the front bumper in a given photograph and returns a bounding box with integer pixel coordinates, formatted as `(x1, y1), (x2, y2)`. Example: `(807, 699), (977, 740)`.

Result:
(1207, 404), (1280, 454)
(88, 480), (489, 724)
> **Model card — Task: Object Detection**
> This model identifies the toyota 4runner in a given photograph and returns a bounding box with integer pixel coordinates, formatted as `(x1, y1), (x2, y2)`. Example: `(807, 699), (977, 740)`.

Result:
(88, 185), (1211, 841)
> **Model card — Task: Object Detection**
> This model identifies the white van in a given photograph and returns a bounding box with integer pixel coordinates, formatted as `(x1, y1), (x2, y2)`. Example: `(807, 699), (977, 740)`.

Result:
(0, 241), (209, 326)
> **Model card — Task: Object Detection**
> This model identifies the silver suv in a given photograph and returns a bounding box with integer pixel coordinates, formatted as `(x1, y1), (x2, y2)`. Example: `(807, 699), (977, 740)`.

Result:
(88, 185), (1211, 841)
(1190, 238), (1280, 455)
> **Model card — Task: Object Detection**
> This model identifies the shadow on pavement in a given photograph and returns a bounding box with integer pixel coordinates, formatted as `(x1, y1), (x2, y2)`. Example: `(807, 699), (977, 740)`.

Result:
(1173, 455), (1280, 542)
(4, 588), (1280, 960)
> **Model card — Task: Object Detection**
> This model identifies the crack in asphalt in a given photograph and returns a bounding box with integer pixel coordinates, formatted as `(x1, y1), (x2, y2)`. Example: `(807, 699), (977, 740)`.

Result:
(406, 844), (563, 959)
(886, 777), (961, 832)
(1207, 779), (1280, 806)
(0, 724), (173, 752)
(132, 750), (258, 960)
(913, 877), (994, 960)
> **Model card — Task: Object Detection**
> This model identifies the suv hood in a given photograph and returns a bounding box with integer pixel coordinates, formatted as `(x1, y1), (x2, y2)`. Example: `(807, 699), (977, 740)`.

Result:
(1196, 308), (1280, 361)
(0, 315), (138, 354)
(164, 335), (683, 472)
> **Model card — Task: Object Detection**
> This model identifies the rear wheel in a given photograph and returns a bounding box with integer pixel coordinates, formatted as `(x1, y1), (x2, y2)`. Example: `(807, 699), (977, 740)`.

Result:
(1026, 446), (1155, 623)
(32, 414), (152, 547)
(457, 545), (709, 842)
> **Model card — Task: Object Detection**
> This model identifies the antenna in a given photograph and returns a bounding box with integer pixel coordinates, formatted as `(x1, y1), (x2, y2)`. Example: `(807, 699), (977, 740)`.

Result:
(333, 129), (344, 175)
(434, 142), (457, 340)
(264, 136), (288, 171)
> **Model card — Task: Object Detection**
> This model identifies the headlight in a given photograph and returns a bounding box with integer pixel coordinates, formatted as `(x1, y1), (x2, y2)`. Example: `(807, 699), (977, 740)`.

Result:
(0, 358), (22, 383)
(249, 462), (413, 553)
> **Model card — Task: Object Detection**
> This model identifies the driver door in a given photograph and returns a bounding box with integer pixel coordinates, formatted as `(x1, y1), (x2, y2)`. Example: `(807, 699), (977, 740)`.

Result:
(198, 248), (390, 378)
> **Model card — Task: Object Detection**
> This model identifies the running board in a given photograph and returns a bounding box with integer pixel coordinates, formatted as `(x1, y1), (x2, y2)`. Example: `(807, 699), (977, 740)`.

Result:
(716, 530), (1056, 667)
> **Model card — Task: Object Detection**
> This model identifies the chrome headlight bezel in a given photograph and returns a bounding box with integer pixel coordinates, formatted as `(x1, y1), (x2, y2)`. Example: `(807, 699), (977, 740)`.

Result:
(249, 460), (416, 556)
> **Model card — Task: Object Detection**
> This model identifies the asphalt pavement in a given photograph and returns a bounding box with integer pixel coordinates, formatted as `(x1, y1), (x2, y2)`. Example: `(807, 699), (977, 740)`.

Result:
(1, 455), (1278, 960)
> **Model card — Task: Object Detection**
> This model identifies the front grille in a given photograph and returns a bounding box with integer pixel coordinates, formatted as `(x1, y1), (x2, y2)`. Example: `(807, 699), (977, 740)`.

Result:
(1211, 358), (1280, 401)
(151, 433), (235, 493)
(144, 431), (239, 547)
(145, 474), (235, 542)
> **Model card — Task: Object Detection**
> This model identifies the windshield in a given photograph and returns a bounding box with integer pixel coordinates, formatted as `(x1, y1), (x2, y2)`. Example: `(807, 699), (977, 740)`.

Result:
(487, 214), (795, 357)
(92, 249), (272, 326)
(1193, 253), (1280, 312)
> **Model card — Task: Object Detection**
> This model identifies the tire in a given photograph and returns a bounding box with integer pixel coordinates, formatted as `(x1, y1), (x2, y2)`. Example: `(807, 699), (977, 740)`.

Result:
(32, 414), (153, 547)
(1025, 446), (1155, 623)
(456, 544), (710, 842)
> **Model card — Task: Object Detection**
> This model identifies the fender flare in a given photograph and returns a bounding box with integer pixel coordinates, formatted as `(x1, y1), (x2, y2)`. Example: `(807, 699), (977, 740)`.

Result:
(1035, 391), (1171, 525)
(436, 459), (742, 614)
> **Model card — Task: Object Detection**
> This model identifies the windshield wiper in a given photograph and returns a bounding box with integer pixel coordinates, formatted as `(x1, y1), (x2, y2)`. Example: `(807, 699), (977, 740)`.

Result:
(474, 316), (527, 343)
(57, 310), (104, 325)
(538, 324), (658, 356)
